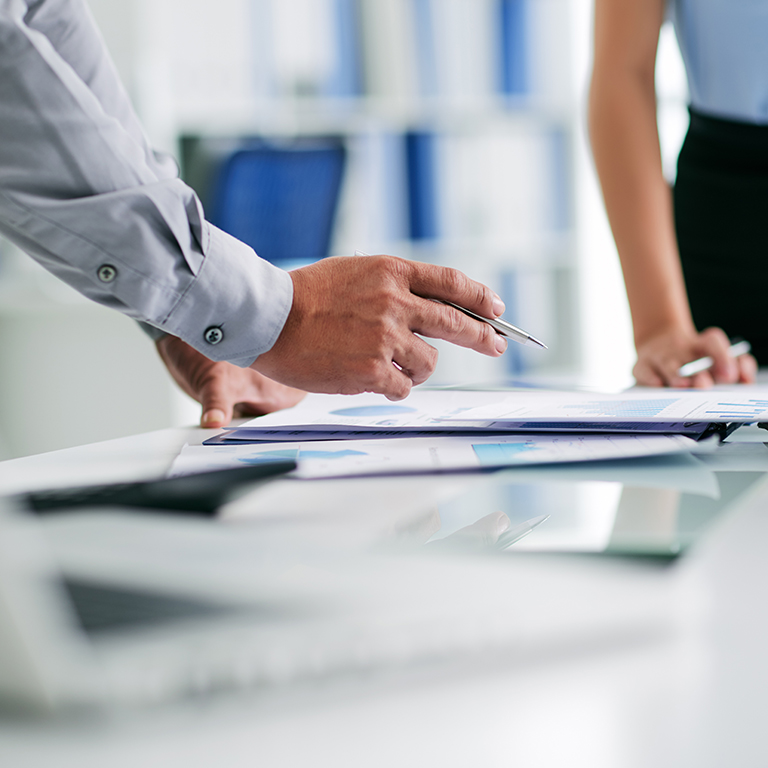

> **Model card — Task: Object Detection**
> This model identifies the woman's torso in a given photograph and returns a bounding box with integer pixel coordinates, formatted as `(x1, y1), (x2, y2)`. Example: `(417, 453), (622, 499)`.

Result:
(669, 0), (768, 124)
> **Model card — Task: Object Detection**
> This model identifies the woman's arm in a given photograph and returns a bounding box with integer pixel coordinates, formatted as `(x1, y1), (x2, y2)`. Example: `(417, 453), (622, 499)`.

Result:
(588, 0), (755, 386)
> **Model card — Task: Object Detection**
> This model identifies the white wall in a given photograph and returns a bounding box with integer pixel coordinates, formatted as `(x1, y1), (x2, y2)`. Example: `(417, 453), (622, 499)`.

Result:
(0, 242), (198, 460)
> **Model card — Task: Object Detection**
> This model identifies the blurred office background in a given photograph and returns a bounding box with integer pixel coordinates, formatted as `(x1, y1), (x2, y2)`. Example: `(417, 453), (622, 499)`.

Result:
(0, 0), (689, 459)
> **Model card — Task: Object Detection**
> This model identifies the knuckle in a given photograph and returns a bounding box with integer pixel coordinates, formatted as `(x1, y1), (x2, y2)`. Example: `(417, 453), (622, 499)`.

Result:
(360, 356), (391, 389)
(413, 353), (437, 384)
(389, 377), (412, 401)
(425, 344), (438, 371)
(470, 280), (491, 308)
(373, 283), (405, 317)
(356, 356), (379, 383)
(702, 327), (729, 348)
(370, 254), (390, 273)
(373, 253), (404, 282)
(441, 267), (465, 295)
(374, 319), (399, 353)
(443, 308), (466, 336)
(477, 321), (497, 348)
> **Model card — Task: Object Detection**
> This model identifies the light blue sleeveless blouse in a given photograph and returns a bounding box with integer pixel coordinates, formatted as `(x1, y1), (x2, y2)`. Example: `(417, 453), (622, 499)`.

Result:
(668, 0), (768, 124)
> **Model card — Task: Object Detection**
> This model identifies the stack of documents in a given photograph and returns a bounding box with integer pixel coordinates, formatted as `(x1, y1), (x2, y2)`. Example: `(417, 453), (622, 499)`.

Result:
(168, 386), (768, 480)
(209, 387), (767, 443)
(175, 432), (707, 480)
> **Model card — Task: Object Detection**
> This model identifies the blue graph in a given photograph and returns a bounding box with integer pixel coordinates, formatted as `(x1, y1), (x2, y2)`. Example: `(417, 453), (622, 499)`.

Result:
(472, 443), (539, 466)
(704, 400), (768, 418)
(297, 449), (367, 460)
(330, 405), (417, 417)
(238, 449), (298, 465)
(238, 448), (367, 466)
(566, 399), (677, 418)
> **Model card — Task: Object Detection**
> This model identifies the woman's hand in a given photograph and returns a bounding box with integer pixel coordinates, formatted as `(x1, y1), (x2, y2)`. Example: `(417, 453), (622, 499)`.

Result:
(633, 326), (757, 388)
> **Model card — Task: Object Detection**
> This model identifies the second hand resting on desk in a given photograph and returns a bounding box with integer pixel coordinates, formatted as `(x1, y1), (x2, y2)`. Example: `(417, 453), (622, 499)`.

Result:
(353, 250), (548, 350)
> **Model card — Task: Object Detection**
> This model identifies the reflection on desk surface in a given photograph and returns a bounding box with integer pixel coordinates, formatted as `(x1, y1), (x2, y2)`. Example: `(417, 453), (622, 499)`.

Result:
(215, 454), (758, 560)
(429, 471), (765, 558)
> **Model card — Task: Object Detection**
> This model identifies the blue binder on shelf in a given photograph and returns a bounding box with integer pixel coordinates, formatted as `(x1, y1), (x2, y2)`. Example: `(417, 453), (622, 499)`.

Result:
(209, 139), (347, 267)
(499, 0), (529, 97)
(323, 0), (364, 98)
(405, 131), (438, 241)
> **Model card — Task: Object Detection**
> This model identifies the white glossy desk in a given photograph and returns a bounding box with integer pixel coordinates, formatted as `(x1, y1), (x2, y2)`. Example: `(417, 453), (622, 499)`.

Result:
(1, 425), (768, 767)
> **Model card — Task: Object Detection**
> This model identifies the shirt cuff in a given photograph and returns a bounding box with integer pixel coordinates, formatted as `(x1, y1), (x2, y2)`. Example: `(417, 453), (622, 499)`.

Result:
(160, 223), (294, 367)
(137, 321), (168, 342)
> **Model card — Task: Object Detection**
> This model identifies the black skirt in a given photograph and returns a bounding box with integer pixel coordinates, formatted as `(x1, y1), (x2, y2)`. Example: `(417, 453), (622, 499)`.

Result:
(674, 107), (768, 364)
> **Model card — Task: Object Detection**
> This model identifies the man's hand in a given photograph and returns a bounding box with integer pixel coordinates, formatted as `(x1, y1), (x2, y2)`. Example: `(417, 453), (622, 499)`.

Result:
(156, 335), (305, 428)
(252, 254), (508, 400)
(634, 325), (757, 388)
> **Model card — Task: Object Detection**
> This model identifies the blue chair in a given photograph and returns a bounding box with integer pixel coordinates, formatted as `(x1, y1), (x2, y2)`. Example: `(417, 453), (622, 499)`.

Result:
(208, 139), (347, 268)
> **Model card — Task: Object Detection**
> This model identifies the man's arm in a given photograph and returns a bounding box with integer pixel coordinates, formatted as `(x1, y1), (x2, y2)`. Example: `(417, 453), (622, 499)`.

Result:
(588, 0), (755, 387)
(0, 0), (292, 368)
(0, 0), (508, 406)
(155, 249), (508, 423)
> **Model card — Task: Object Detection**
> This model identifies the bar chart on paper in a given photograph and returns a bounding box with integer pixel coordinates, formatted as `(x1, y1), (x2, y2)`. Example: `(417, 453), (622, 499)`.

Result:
(557, 397), (768, 420)
(703, 400), (768, 419)
(558, 399), (679, 419)
(172, 433), (704, 480)
(560, 396), (768, 422)
(442, 388), (768, 424)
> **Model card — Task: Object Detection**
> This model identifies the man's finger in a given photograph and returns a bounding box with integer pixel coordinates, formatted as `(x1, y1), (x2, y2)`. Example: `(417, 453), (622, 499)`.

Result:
(412, 299), (504, 357)
(392, 336), (439, 386)
(199, 375), (235, 428)
(408, 262), (504, 320)
(377, 362), (414, 401)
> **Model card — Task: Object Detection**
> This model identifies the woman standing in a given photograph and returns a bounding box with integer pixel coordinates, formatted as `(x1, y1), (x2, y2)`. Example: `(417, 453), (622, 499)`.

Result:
(589, 0), (764, 387)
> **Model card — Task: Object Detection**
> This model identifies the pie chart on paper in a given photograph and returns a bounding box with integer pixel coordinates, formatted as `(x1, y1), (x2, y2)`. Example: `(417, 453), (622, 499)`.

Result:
(329, 405), (418, 417)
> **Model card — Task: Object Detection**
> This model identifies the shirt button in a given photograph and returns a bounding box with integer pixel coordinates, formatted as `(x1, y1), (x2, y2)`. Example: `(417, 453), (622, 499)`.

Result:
(204, 326), (224, 345)
(97, 264), (117, 283)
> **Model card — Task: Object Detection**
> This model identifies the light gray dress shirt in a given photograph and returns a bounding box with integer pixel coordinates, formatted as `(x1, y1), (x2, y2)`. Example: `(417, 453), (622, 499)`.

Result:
(669, 0), (768, 124)
(0, 0), (293, 367)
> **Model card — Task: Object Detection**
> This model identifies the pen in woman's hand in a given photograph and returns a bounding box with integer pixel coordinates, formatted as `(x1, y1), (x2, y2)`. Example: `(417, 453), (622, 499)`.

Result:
(677, 339), (752, 378)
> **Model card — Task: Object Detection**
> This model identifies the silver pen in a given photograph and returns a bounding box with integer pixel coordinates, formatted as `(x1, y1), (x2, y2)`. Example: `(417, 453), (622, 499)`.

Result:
(437, 300), (548, 349)
(495, 514), (550, 550)
(677, 339), (751, 378)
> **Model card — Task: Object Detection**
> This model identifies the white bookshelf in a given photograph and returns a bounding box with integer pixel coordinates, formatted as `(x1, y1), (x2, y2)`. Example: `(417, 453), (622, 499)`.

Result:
(143, 0), (586, 384)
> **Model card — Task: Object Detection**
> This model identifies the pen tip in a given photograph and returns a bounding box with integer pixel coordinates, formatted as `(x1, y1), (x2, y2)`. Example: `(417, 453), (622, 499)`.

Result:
(530, 337), (548, 350)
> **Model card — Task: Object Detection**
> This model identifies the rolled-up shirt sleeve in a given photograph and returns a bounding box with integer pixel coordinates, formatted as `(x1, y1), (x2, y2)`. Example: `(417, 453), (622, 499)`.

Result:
(0, 0), (292, 367)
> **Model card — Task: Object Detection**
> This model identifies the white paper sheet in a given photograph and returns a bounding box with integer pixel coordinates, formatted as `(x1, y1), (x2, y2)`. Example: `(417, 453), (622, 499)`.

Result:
(237, 390), (508, 431)
(443, 386), (768, 424)
(228, 389), (717, 440)
(173, 433), (706, 480)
